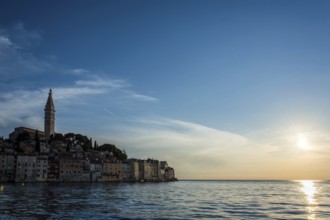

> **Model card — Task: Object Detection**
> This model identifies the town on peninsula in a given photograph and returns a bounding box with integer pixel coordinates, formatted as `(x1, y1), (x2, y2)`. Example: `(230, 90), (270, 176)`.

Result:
(0, 89), (176, 183)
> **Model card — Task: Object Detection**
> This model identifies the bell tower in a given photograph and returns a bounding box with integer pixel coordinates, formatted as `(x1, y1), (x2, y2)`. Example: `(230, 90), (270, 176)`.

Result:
(44, 89), (55, 139)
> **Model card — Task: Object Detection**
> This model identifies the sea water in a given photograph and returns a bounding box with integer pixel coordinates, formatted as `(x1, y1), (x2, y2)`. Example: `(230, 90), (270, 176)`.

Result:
(0, 180), (329, 219)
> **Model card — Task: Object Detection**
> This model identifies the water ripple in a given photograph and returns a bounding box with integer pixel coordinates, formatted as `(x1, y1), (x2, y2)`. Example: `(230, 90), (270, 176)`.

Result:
(0, 181), (329, 219)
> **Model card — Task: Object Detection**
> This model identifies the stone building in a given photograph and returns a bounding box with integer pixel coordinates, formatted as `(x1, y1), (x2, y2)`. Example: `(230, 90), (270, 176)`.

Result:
(9, 127), (45, 142)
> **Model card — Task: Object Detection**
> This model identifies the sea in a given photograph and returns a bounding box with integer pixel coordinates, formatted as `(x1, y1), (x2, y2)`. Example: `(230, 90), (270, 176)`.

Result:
(0, 180), (329, 219)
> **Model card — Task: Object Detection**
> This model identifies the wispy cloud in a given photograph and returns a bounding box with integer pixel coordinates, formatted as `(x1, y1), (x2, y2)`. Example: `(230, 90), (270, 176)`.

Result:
(0, 24), (53, 81)
(0, 86), (109, 134)
(76, 77), (128, 89)
(95, 117), (252, 179)
(93, 116), (330, 179)
(125, 91), (158, 102)
(69, 68), (90, 76)
(53, 87), (107, 100)
(75, 76), (157, 101)
(0, 89), (45, 131)
(0, 35), (12, 47)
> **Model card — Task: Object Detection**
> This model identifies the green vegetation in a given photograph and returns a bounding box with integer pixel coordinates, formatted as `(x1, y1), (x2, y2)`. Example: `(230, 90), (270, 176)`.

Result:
(13, 131), (128, 161)
(97, 144), (127, 161)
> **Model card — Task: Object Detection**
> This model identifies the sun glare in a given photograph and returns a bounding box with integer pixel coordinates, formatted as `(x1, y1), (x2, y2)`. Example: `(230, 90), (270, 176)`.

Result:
(300, 180), (319, 220)
(297, 134), (309, 150)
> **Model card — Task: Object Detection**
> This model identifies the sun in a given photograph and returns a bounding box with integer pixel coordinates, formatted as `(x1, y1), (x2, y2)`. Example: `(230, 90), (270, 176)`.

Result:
(297, 134), (309, 150)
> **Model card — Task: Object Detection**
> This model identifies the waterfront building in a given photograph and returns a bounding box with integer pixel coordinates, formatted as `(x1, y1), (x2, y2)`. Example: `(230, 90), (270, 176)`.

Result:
(48, 156), (59, 182)
(102, 159), (122, 182)
(129, 159), (140, 181)
(151, 159), (161, 181)
(59, 155), (84, 182)
(0, 89), (176, 183)
(121, 161), (131, 181)
(160, 161), (168, 181)
(138, 159), (161, 182)
(44, 89), (55, 139)
(15, 154), (37, 182)
(36, 155), (49, 182)
(165, 167), (175, 181)
(0, 153), (16, 182)
(90, 159), (102, 182)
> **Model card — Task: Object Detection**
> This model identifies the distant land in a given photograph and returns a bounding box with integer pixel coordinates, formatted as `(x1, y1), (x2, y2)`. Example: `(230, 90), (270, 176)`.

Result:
(0, 89), (176, 183)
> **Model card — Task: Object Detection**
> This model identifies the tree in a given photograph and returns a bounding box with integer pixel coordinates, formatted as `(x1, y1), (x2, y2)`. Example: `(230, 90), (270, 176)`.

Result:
(74, 134), (91, 151)
(99, 144), (127, 161)
(64, 133), (75, 144)
(64, 133), (75, 138)
(53, 133), (65, 142)
(123, 149), (127, 158)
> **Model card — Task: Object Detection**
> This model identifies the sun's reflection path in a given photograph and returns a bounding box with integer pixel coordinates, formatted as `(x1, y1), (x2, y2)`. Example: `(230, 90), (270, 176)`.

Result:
(300, 180), (319, 220)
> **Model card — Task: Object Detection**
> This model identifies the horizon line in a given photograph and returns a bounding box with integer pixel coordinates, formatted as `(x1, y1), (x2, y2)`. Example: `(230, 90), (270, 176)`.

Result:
(178, 179), (329, 181)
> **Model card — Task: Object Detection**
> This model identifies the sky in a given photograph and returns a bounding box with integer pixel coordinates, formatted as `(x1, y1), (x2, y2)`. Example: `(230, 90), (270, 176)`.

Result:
(0, 0), (330, 180)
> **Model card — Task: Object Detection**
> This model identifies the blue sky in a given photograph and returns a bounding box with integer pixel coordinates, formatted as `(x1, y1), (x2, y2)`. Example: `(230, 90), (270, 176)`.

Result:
(1, 0), (330, 179)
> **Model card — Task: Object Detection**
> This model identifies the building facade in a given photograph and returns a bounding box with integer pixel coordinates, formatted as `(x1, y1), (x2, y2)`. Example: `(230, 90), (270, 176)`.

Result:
(59, 156), (84, 182)
(9, 127), (45, 142)
(0, 153), (16, 182)
(15, 154), (37, 182)
(36, 155), (49, 182)
(102, 159), (122, 182)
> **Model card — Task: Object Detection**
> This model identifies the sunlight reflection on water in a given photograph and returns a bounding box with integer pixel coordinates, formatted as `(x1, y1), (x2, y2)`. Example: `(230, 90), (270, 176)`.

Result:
(0, 181), (329, 219)
(300, 180), (319, 220)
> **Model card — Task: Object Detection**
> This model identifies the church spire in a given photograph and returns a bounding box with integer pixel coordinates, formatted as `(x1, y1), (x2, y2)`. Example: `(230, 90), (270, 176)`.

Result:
(44, 89), (55, 139)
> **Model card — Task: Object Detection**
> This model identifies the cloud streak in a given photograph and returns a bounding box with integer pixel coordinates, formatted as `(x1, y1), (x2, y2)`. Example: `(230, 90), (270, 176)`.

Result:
(95, 117), (252, 179)
(76, 77), (128, 89)
(93, 116), (330, 180)
(0, 35), (12, 47)
(124, 91), (158, 102)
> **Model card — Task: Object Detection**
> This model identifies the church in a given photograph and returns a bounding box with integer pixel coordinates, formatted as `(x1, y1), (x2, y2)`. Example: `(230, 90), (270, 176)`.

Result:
(9, 89), (55, 141)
